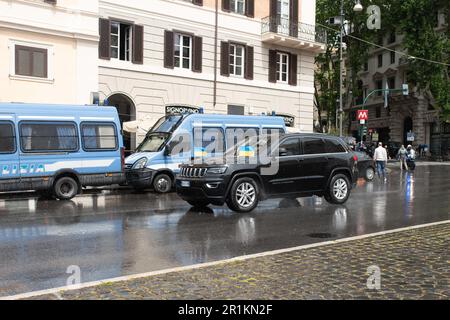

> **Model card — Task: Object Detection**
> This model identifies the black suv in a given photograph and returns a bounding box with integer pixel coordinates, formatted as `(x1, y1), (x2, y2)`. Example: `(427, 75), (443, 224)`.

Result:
(176, 134), (358, 213)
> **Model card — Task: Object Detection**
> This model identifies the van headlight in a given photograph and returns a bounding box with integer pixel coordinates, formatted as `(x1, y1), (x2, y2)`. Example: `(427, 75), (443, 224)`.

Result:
(133, 158), (148, 170)
(207, 167), (227, 175)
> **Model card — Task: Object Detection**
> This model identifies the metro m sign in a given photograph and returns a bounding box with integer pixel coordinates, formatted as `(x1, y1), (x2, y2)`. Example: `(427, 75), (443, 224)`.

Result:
(357, 110), (369, 121)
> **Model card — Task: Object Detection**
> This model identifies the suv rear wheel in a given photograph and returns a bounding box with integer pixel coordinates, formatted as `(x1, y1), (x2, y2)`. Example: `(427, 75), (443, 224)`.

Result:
(325, 174), (351, 204)
(226, 177), (259, 213)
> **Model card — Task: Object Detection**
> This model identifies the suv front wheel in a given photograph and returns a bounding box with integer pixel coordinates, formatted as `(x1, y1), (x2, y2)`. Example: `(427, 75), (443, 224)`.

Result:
(226, 177), (259, 213)
(325, 174), (351, 204)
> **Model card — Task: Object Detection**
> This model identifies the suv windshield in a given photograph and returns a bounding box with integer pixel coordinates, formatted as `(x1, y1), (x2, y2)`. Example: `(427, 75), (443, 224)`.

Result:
(136, 132), (170, 152)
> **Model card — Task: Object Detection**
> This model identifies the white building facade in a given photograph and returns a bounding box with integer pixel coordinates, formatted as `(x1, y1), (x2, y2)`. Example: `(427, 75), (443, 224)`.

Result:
(0, 0), (99, 104)
(98, 0), (325, 152)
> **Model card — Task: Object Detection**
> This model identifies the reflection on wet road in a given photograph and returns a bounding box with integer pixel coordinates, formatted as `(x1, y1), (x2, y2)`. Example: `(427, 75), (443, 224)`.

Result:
(0, 166), (449, 296)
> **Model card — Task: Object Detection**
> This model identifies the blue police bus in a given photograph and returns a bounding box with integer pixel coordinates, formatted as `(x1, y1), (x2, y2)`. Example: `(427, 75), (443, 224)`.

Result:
(0, 103), (125, 200)
(125, 113), (286, 193)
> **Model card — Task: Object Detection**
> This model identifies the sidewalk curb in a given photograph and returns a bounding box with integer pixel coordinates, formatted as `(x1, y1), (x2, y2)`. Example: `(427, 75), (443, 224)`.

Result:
(3, 220), (449, 300)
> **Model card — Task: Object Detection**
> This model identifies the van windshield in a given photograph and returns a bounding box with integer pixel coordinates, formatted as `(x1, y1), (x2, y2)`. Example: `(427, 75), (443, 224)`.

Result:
(150, 115), (183, 133)
(136, 132), (170, 153)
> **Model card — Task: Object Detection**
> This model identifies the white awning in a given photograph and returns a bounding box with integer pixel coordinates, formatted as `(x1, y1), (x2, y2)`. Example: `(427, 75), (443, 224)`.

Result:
(122, 116), (155, 134)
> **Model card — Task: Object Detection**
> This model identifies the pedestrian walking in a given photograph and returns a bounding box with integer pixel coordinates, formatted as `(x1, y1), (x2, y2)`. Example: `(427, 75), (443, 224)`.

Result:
(397, 145), (409, 171)
(374, 142), (388, 182)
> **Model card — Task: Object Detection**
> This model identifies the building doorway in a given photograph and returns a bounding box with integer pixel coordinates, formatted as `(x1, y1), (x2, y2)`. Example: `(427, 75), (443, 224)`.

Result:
(403, 116), (413, 146)
(108, 93), (136, 155)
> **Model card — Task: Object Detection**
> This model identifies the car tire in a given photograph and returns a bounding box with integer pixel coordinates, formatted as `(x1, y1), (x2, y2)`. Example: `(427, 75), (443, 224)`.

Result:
(226, 177), (259, 213)
(365, 166), (375, 181)
(325, 174), (351, 205)
(187, 201), (210, 208)
(53, 177), (79, 200)
(153, 173), (172, 193)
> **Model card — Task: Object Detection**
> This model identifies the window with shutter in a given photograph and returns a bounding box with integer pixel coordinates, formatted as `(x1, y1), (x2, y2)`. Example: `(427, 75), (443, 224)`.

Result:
(99, 18), (111, 60)
(132, 24), (144, 64)
(222, 0), (231, 12)
(174, 33), (193, 70)
(290, 0), (299, 37)
(268, 49), (277, 83)
(245, 0), (254, 18)
(245, 46), (254, 80)
(109, 20), (133, 62)
(229, 43), (245, 77)
(288, 53), (297, 86)
(276, 52), (289, 83)
(164, 30), (175, 69)
(192, 36), (203, 73)
(220, 41), (230, 76)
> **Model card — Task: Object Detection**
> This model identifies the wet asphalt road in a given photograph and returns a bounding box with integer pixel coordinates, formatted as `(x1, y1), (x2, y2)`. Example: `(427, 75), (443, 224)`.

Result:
(0, 165), (449, 296)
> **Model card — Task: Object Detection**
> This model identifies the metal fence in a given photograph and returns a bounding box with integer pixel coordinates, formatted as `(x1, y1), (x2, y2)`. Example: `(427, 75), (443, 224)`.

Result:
(261, 17), (327, 44)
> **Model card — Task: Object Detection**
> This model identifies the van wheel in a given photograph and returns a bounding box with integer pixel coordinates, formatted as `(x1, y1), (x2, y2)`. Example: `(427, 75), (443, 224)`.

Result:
(153, 174), (172, 193)
(226, 177), (259, 213)
(54, 177), (78, 200)
(325, 174), (351, 205)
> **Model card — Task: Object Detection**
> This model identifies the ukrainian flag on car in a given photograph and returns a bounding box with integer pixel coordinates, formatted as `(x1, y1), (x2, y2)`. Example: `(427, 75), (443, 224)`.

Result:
(238, 146), (255, 157)
(194, 147), (208, 157)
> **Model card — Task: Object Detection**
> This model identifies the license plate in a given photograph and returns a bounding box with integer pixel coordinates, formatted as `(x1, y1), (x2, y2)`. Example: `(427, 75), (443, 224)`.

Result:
(180, 181), (190, 188)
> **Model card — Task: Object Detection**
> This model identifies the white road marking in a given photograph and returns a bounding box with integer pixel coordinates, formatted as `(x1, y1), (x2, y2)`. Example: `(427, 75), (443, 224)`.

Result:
(2, 219), (449, 300)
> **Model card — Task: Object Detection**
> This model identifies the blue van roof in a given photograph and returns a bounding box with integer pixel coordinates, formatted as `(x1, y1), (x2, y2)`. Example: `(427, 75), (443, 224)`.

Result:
(0, 103), (119, 118)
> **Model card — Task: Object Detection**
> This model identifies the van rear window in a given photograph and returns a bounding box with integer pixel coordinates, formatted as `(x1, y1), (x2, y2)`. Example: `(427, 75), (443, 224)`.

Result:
(20, 122), (78, 152)
(81, 123), (118, 151)
(0, 122), (15, 153)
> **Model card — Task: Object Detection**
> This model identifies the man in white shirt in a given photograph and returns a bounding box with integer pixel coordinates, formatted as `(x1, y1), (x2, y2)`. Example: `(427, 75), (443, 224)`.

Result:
(373, 142), (388, 181)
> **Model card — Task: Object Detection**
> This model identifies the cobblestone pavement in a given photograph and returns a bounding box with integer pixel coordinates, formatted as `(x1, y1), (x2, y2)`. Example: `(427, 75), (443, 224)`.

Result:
(28, 223), (450, 300)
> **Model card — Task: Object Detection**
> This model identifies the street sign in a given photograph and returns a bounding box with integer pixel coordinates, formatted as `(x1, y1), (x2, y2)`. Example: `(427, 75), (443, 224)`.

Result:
(360, 120), (366, 125)
(357, 110), (369, 121)
(407, 131), (415, 142)
(402, 83), (409, 96)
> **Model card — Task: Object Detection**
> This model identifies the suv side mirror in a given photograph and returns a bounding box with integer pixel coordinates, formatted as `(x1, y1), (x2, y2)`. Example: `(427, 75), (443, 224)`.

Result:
(279, 147), (288, 157)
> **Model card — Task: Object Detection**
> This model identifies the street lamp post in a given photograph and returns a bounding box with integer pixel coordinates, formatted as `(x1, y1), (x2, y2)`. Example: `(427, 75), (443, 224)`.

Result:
(339, 0), (344, 137)
(338, 1), (364, 137)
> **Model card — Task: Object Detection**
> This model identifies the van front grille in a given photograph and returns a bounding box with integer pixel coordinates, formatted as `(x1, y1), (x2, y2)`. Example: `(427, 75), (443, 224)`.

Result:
(180, 167), (207, 178)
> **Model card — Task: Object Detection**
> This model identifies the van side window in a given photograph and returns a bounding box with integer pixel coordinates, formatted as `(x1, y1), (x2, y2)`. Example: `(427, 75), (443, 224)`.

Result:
(20, 122), (78, 152)
(226, 127), (259, 153)
(302, 137), (326, 155)
(279, 138), (301, 156)
(325, 139), (346, 153)
(0, 122), (15, 153)
(81, 123), (118, 151)
(193, 127), (224, 155)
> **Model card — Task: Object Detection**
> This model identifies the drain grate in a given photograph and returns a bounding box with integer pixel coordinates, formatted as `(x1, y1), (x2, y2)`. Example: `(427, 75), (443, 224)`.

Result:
(307, 232), (337, 239)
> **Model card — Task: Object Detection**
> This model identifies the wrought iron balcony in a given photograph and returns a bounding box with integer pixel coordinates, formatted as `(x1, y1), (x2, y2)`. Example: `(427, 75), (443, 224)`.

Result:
(261, 17), (326, 52)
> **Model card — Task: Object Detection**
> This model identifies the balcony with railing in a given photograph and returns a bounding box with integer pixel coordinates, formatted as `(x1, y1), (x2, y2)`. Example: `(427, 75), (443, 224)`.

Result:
(261, 17), (326, 52)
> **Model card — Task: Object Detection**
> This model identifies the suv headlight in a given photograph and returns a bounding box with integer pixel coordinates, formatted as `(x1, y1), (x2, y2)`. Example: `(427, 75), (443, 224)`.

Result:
(207, 167), (227, 175)
(132, 158), (148, 170)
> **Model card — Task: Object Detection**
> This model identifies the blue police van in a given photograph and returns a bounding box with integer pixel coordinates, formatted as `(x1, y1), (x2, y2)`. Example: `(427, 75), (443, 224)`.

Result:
(125, 113), (286, 193)
(0, 103), (125, 200)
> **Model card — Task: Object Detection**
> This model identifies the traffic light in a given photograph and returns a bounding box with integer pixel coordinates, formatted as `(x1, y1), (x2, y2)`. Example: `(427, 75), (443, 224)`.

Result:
(402, 83), (409, 96)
